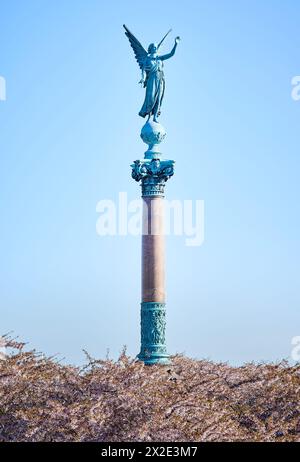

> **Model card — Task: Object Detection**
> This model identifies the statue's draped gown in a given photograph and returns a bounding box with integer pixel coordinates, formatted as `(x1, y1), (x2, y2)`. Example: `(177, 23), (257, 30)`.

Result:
(139, 57), (165, 118)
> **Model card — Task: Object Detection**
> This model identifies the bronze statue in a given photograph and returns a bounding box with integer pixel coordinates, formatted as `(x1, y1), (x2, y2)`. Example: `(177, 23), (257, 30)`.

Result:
(123, 25), (180, 123)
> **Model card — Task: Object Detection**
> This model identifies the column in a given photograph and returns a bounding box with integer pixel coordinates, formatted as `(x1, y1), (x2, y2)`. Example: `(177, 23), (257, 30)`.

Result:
(131, 120), (174, 365)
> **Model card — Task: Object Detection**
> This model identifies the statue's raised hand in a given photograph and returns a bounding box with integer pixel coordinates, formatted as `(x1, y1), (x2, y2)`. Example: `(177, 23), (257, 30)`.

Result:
(175, 36), (181, 44)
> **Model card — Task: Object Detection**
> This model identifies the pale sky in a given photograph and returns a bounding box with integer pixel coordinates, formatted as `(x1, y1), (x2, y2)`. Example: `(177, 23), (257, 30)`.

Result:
(1, 0), (300, 365)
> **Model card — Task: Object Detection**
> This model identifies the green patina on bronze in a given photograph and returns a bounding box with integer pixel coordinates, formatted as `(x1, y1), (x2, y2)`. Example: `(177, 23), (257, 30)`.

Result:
(138, 302), (170, 365)
(124, 25), (180, 365)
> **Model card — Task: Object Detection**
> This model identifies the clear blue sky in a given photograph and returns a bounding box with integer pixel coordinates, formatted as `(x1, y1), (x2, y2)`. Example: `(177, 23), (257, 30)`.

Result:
(1, 0), (299, 365)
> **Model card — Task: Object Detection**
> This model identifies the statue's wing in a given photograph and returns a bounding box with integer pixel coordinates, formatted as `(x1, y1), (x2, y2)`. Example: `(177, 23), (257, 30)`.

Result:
(123, 24), (148, 70)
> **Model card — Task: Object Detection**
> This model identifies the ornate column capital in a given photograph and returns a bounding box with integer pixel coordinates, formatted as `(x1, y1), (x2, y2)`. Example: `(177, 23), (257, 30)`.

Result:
(131, 158), (175, 197)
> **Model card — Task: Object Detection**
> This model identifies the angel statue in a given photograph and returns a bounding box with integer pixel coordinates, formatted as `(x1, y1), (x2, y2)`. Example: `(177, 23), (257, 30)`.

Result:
(123, 24), (180, 123)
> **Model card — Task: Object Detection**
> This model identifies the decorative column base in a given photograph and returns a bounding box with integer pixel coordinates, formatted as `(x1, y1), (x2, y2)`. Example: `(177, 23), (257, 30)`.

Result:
(137, 302), (171, 365)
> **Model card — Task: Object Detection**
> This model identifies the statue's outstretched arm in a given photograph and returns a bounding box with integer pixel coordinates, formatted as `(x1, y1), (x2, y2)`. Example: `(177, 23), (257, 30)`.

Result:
(160, 37), (180, 61)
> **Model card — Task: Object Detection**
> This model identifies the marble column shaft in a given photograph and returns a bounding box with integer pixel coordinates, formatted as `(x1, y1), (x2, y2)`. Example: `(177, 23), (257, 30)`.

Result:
(142, 196), (165, 303)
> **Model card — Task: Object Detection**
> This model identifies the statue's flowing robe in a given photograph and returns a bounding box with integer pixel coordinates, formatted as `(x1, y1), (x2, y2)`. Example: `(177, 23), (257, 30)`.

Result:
(139, 58), (165, 118)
